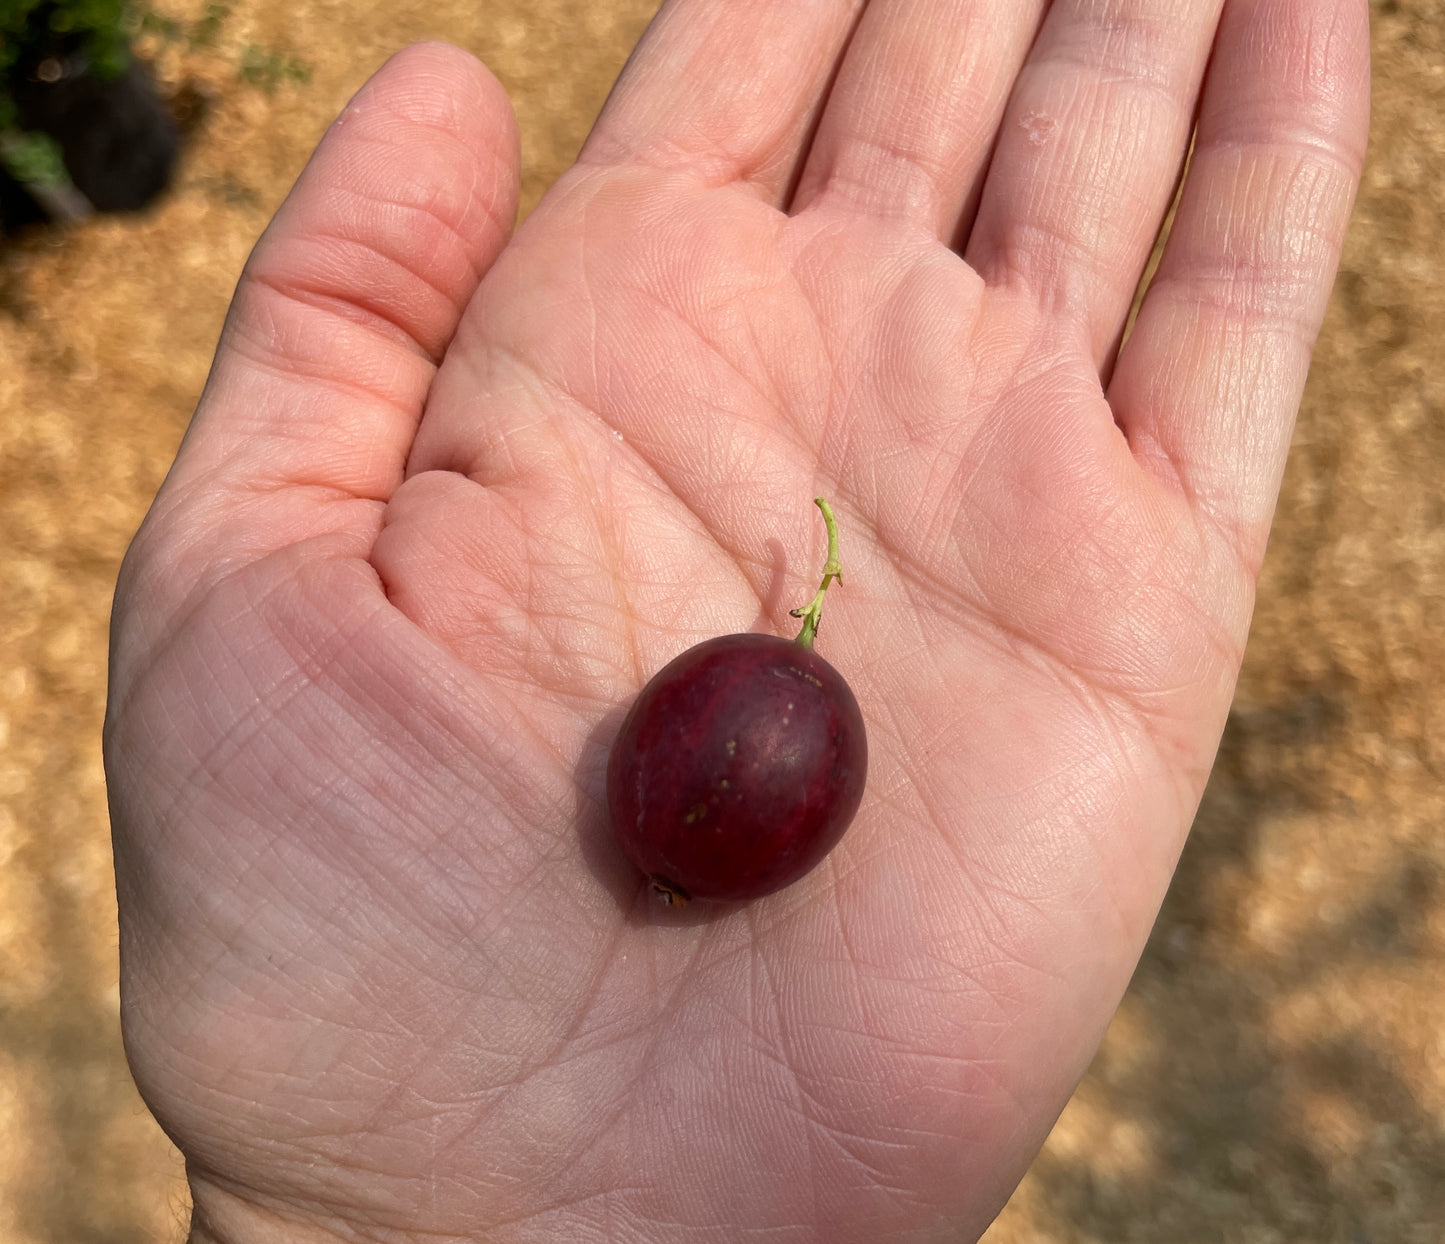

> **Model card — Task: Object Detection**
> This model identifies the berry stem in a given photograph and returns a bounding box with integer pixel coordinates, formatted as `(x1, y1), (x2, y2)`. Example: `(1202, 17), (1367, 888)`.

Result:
(790, 497), (843, 650)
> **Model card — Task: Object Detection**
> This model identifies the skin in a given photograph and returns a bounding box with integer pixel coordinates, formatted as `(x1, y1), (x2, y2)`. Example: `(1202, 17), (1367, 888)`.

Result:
(103, 2), (1371, 1242)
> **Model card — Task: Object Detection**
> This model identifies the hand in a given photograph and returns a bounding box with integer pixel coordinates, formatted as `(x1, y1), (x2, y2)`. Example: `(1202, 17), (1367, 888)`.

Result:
(105, 4), (1369, 1241)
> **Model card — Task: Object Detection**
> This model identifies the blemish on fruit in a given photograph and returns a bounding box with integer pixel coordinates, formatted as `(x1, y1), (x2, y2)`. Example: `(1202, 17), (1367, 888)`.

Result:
(649, 877), (690, 906)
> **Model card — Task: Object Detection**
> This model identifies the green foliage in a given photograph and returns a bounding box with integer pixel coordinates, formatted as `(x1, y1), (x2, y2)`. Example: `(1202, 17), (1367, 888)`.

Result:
(0, 0), (311, 195)
(123, 2), (229, 50)
(0, 127), (66, 186)
(237, 43), (310, 93)
(131, 5), (181, 42)
(0, 1), (132, 78)
(1, 1), (133, 133)
(188, 0), (228, 48)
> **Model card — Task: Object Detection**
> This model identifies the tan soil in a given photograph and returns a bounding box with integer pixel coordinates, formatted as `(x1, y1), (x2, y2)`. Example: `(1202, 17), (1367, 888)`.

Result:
(0, 2), (1439, 1240)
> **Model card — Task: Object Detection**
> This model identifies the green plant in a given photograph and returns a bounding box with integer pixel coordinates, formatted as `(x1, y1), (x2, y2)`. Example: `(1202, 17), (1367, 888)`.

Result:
(187, 0), (227, 48)
(0, 0), (132, 130)
(0, 127), (66, 184)
(124, 1), (230, 49)
(237, 43), (310, 92)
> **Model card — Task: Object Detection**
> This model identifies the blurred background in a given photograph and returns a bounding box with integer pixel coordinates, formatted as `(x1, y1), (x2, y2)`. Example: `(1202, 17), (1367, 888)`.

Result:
(0, 1), (1440, 1240)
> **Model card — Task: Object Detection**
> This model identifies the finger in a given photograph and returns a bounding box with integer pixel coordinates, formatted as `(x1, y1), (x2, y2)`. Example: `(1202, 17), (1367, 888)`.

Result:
(1110, 0), (1369, 566)
(790, 0), (1046, 238)
(580, 0), (865, 202)
(157, 43), (519, 561)
(965, 0), (1224, 370)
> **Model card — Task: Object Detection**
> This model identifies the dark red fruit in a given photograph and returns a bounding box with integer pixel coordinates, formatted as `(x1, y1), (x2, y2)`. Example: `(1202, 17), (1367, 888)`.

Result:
(606, 632), (867, 903)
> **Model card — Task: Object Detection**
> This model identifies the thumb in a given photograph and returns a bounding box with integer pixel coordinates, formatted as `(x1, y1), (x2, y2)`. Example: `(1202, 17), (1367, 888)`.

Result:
(133, 42), (519, 592)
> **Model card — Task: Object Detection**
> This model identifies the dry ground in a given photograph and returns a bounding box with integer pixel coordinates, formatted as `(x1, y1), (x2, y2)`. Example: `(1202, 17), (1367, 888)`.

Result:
(1, 2), (1441, 1240)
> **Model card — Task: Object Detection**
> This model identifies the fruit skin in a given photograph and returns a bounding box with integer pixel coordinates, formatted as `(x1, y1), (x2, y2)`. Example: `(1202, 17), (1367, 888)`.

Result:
(606, 632), (867, 903)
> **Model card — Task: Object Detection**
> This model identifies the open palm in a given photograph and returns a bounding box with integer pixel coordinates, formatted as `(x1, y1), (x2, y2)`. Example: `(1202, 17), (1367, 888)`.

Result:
(105, 4), (1368, 1241)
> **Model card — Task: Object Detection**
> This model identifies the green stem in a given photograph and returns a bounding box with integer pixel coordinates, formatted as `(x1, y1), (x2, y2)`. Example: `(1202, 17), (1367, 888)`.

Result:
(790, 497), (843, 649)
